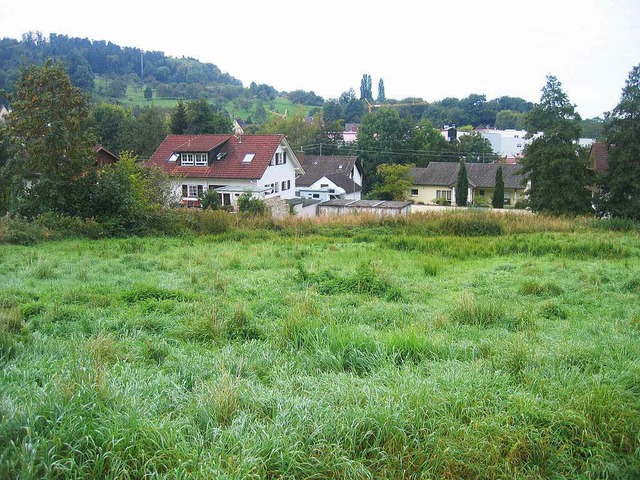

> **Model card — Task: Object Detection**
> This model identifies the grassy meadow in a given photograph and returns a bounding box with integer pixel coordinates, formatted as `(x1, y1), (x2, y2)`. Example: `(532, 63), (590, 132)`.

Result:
(0, 212), (639, 478)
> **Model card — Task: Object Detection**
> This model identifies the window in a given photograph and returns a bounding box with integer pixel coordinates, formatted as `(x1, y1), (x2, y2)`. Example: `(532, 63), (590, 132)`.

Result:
(281, 180), (291, 191)
(182, 185), (188, 197)
(195, 153), (208, 166)
(320, 183), (329, 188)
(312, 193), (320, 199)
(410, 188), (419, 196)
(436, 190), (452, 201)
(181, 153), (194, 166)
(273, 152), (287, 165)
(479, 189), (485, 197)
(187, 185), (199, 197)
(264, 183), (274, 194)
(274, 182), (279, 193)
(242, 154), (255, 163)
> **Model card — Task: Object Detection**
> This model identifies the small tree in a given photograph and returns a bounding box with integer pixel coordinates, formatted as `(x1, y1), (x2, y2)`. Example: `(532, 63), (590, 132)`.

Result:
(144, 85), (153, 101)
(199, 188), (220, 210)
(369, 163), (414, 200)
(492, 165), (505, 208)
(456, 159), (469, 206)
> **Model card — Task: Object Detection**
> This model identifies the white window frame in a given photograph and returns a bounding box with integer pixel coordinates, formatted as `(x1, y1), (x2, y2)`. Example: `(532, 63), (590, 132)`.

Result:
(187, 185), (199, 197)
(195, 153), (208, 166)
(410, 188), (419, 196)
(436, 190), (452, 201)
(181, 153), (194, 166)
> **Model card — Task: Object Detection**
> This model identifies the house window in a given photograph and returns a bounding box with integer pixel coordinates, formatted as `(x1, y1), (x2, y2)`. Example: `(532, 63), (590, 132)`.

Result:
(312, 193), (320, 199)
(479, 190), (485, 196)
(274, 182), (279, 193)
(410, 188), (419, 196)
(264, 183), (274, 194)
(181, 153), (194, 166)
(182, 185), (188, 197)
(281, 180), (291, 191)
(195, 153), (208, 166)
(187, 185), (199, 197)
(242, 154), (255, 163)
(436, 190), (452, 201)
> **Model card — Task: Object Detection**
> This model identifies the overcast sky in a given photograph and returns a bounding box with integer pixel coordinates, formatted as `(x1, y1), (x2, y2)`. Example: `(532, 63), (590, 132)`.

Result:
(2, 0), (639, 118)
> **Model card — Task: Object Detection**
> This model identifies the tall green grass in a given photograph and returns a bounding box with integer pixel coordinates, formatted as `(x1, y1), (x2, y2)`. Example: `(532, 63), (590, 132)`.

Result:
(0, 225), (638, 478)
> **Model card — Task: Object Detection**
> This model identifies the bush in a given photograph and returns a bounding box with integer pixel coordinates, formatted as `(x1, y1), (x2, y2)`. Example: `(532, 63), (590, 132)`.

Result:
(471, 195), (490, 208)
(0, 214), (47, 245)
(237, 192), (267, 215)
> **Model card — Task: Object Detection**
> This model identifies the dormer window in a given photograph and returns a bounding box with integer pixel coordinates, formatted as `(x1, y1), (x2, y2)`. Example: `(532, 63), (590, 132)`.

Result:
(180, 153), (208, 166)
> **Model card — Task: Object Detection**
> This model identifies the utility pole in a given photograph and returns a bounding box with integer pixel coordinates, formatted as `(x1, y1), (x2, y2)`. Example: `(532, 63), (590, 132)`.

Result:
(140, 52), (144, 78)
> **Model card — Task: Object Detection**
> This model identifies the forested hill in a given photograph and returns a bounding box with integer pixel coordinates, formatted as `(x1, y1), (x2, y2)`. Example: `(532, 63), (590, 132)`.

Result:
(0, 32), (243, 98)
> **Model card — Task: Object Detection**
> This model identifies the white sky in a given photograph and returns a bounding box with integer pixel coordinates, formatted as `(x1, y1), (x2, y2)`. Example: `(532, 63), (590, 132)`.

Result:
(2, 0), (639, 118)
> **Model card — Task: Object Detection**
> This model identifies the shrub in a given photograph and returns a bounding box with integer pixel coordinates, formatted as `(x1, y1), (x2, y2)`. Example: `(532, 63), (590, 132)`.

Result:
(237, 192), (267, 215)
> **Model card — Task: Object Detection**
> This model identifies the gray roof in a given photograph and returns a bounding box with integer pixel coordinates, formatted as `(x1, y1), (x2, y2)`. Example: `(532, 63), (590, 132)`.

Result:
(297, 155), (361, 192)
(320, 199), (411, 210)
(411, 162), (527, 189)
(286, 198), (322, 207)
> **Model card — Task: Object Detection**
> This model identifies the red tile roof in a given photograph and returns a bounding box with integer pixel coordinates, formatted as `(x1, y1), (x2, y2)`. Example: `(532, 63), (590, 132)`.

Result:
(589, 142), (609, 173)
(145, 134), (289, 180)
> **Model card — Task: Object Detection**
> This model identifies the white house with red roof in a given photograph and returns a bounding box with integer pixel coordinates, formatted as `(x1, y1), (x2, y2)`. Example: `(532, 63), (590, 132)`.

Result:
(146, 134), (304, 208)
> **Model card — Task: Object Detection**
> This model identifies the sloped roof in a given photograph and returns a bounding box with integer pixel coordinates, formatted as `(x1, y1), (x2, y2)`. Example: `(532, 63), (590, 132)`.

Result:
(320, 199), (411, 210)
(145, 134), (301, 180)
(411, 162), (527, 189)
(297, 154), (361, 189)
(588, 142), (609, 173)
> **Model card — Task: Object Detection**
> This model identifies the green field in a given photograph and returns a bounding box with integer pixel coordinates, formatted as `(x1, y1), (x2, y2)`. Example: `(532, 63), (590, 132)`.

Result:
(1, 213), (639, 478)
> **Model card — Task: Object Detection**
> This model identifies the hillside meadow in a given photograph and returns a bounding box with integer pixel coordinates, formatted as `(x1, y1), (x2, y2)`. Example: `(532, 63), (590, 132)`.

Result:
(0, 211), (639, 479)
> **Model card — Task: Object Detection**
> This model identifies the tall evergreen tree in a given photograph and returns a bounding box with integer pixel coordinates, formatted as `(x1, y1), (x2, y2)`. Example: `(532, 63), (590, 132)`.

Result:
(377, 78), (386, 103)
(360, 74), (372, 102)
(170, 101), (188, 134)
(520, 75), (591, 215)
(456, 159), (468, 206)
(595, 64), (640, 220)
(492, 165), (504, 208)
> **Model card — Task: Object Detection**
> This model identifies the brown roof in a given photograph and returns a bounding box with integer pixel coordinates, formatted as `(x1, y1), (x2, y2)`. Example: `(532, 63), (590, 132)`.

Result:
(297, 155), (362, 192)
(411, 162), (527, 189)
(588, 143), (609, 173)
(145, 134), (300, 180)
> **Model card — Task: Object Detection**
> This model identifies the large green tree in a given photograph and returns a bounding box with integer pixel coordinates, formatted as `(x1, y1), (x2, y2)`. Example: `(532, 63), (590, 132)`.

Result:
(408, 120), (453, 166)
(90, 102), (135, 154)
(457, 132), (497, 163)
(357, 108), (413, 193)
(520, 75), (591, 215)
(595, 64), (640, 220)
(3, 60), (96, 216)
(185, 99), (232, 134)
